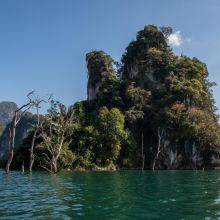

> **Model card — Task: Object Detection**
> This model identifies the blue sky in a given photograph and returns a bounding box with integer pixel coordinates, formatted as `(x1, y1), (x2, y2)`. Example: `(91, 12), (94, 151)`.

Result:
(0, 0), (220, 113)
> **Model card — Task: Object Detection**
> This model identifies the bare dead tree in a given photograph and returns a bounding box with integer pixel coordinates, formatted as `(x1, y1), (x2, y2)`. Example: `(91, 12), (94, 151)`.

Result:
(152, 127), (165, 170)
(28, 95), (51, 172)
(40, 102), (74, 173)
(5, 91), (35, 173)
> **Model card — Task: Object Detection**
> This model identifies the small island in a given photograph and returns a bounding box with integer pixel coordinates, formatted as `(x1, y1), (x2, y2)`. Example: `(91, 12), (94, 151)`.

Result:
(0, 25), (220, 173)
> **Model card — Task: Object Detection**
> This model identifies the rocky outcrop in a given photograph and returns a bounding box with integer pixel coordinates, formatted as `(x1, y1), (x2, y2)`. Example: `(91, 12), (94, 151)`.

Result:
(0, 112), (36, 159)
(86, 51), (116, 101)
(0, 102), (18, 135)
(87, 82), (102, 101)
(121, 25), (174, 87)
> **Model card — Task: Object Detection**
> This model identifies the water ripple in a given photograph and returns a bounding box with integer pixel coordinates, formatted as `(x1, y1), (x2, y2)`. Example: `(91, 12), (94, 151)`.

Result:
(1, 170), (220, 219)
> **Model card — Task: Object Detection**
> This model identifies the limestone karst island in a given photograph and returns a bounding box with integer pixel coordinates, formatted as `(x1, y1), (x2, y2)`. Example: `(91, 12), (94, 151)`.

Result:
(0, 25), (220, 172)
(1, 1), (220, 219)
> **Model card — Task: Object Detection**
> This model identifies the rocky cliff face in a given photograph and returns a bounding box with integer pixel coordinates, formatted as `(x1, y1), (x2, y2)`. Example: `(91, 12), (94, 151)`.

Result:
(87, 82), (102, 101)
(0, 102), (18, 135)
(86, 51), (116, 101)
(0, 102), (36, 160)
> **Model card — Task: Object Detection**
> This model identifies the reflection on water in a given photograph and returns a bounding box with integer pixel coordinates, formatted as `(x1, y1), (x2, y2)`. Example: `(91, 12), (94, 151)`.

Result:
(0, 170), (220, 219)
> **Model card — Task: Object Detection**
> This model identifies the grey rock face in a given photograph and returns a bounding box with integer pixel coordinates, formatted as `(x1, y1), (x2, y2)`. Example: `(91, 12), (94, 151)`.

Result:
(0, 102), (18, 135)
(0, 102), (36, 159)
(87, 82), (101, 101)
(0, 101), (17, 123)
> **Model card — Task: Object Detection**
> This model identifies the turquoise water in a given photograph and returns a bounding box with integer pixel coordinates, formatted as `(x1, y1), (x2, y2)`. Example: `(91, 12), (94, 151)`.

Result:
(0, 170), (220, 219)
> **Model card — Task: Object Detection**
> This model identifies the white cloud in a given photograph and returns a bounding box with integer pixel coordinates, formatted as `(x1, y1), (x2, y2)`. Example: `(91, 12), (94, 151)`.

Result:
(168, 31), (183, 47)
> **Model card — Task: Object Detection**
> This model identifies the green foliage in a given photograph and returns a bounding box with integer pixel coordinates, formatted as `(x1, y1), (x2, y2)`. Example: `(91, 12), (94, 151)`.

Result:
(96, 107), (127, 166)
(185, 108), (220, 149)
(59, 144), (75, 169)
(86, 50), (116, 87)
(70, 124), (98, 168)
(121, 25), (175, 85)
(97, 78), (123, 108)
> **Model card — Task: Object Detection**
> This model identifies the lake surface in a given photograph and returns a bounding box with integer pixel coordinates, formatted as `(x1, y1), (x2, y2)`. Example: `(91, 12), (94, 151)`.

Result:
(1, 170), (220, 219)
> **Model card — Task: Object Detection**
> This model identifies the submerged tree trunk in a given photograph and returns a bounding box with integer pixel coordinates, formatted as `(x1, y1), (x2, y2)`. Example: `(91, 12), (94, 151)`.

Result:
(5, 91), (35, 173)
(6, 114), (17, 173)
(51, 138), (64, 173)
(141, 132), (145, 170)
(21, 161), (25, 173)
(29, 130), (37, 172)
(51, 157), (58, 173)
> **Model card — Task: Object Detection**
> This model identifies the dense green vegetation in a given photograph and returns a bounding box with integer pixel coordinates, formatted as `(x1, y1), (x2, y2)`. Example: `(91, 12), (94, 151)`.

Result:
(1, 25), (220, 172)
